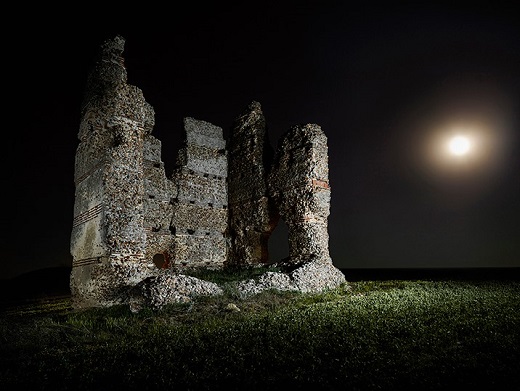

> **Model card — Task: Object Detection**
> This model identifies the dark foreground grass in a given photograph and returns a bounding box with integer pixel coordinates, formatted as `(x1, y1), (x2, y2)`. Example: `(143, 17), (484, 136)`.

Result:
(1, 277), (519, 390)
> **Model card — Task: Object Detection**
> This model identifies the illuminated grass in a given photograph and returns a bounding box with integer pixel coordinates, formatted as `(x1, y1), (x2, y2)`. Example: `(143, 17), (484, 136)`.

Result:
(1, 279), (518, 390)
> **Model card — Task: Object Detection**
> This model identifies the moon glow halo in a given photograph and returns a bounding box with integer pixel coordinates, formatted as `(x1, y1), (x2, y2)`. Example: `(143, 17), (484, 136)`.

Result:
(448, 135), (471, 156)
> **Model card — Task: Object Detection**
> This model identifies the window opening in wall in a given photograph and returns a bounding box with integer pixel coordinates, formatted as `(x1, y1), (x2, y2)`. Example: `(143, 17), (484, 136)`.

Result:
(169, 225), (176, 235)
(153, 163), (160, 168)
(187, 229), (195, 235)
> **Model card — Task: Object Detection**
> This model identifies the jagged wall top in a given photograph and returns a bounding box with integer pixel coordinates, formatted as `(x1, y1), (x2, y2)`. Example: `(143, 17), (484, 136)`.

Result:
(70, 35), (345, 308)
(79, 35), (155, 142)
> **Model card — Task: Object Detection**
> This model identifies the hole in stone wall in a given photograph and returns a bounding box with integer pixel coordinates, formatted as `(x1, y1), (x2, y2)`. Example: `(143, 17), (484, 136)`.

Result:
(153, 253), (166, 269)
(269, 219), (289, 263)
(149, 194), (155, 199)
(204, 173), (209, 178)
(153, 163), (160, 168)
(189, 200), (195, 204)
(169, 225), (176, 235)
(187, 229), (195, 235)
(208, 202), (213, 207)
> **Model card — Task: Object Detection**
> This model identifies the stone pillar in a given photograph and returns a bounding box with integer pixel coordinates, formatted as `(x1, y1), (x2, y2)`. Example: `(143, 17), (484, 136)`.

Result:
(268, 124), (331, 265)
(227, 101), (278, 267)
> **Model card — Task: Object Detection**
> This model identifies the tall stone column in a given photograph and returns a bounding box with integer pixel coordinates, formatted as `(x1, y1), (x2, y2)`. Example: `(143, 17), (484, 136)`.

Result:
(268, 123), (331, 265)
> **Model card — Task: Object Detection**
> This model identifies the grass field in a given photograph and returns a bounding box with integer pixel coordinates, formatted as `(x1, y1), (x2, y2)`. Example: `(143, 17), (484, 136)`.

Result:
(1, 269), (519, 390)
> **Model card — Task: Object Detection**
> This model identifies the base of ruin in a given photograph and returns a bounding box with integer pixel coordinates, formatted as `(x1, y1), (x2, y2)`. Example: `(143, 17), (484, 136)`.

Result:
(71, 257), (347, 310)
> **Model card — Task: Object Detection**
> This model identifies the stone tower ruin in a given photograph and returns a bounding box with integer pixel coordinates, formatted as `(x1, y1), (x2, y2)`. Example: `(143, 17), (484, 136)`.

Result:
(70, 35), (345, 308)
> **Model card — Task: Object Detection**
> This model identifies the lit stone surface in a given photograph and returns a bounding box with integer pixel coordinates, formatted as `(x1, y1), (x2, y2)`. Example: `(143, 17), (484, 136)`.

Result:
(170, 117), (229, 269)
(129, 272), (224, 312)
(268, 124), (332, 264)
(70, 36), (346, 309)
(235, 258), (347, 298)
(70, 35), (154, 308)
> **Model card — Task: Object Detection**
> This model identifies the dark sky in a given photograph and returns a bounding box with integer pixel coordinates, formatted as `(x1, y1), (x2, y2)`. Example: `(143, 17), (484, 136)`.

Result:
(3, 2), (520, 279)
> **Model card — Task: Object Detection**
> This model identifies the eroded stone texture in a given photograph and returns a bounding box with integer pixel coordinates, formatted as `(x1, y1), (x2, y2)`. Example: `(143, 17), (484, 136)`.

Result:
(235, 259), (347, 298)
(70, 37), (227, 308)
(227, 101), (277, 267)
(70, 35), (157, 307)
(129, 272), (224, 312)
(268, 124), (332, 265)
(170, 118), (228, 269)
(143, 134), (175, 268)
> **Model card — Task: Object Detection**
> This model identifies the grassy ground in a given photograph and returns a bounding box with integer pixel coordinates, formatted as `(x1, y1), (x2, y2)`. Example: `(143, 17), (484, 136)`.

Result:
(1, 271), (519, 390)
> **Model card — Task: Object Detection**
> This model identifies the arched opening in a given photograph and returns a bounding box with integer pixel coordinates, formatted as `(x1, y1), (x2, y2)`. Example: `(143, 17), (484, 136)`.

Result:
(268, 219), (289, 263)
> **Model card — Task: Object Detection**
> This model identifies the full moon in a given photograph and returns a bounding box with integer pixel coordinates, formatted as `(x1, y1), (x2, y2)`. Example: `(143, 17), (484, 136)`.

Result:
(448, 135), (471, 156)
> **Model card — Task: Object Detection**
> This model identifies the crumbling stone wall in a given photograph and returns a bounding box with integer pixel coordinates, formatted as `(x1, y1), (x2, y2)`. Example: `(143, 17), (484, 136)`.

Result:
(227, 101), (277, 267)
(268, 124), (332, 265)
(170, 118), (228, 268)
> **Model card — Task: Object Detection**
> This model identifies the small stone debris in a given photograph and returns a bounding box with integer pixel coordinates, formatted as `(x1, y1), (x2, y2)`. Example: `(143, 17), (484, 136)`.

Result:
(225, 303), (241, 312)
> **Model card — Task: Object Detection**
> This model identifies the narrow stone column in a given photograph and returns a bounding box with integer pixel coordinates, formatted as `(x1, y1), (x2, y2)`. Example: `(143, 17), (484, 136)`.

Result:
(268, 123), (331, 265)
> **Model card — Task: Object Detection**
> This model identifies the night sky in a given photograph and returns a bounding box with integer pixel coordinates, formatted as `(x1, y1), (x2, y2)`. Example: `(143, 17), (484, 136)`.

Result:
(3, 2), (519, 279)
